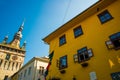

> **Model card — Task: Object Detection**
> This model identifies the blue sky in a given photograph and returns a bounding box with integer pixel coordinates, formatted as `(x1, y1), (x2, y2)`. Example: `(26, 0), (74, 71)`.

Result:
(0, 0), (98, 64)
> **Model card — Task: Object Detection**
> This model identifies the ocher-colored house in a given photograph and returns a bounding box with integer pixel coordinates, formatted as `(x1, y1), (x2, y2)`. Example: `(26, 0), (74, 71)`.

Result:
(43, 0), (120, 80)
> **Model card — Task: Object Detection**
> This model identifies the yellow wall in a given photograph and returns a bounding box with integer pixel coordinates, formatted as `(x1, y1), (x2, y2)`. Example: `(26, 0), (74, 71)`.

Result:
(47, 0), (120, 80)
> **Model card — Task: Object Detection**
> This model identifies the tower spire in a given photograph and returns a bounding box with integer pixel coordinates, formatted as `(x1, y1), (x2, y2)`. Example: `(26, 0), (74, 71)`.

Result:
(15, 19), (25, 40)
(21, 19), (25, 27)
(10, 20), (25, 48)
(21, 41), (26, 49)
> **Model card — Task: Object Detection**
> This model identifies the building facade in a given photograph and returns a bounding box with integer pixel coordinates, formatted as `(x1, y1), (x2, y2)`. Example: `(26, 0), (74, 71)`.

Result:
(43, 0), (120, 80)
(11, 57), (49, 80)
(0, 22), (26, 80)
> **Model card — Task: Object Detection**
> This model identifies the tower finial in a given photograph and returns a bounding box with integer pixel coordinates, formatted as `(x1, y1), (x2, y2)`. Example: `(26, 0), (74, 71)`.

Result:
(21, 41), (26, 49)
(21, 18), (25, 27)
(2, 35), (8, 44)
(10, 20), (25, 48)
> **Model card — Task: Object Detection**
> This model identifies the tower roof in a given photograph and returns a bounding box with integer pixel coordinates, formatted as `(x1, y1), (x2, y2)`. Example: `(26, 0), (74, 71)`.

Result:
(0, 20), (26, 50)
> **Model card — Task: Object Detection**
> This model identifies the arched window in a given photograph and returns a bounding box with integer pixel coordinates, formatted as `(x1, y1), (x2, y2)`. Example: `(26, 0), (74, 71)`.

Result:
(12, 62), (15, 70)
(0, 59), (3, 67)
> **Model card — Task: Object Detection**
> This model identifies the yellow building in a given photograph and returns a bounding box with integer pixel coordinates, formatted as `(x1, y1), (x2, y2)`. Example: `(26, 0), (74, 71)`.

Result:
(0, 21), (26, 80)
(43, 0), (120, 80)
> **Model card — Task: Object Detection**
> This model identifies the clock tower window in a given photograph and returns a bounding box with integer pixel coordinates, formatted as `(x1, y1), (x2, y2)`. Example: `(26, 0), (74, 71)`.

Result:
(5, 54), (11, 60)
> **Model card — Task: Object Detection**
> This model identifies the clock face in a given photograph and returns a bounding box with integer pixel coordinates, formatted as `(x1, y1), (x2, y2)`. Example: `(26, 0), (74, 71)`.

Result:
(12, 55), (18, 60)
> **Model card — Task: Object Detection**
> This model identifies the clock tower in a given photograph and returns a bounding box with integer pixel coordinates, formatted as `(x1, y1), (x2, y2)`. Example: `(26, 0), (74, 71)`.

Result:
(0, 21), (26, 80)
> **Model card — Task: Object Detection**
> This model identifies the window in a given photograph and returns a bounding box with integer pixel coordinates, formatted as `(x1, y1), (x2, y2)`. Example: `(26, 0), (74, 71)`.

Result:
(0, 59), (3, 67)
(42, 67), (44, 74)
(24, 69), (27, 77)
(39, 66), (44, 75)
(59, 55), (67, 69)
(19, 63), (21, 69)
(109, 32), (120, 49)
(4, 75), (8, 80)
(28, 67), (31, 75)
(18, 75), (20, 80)
(77, 47), (89, 62)
(16, 62), (18, 69)
(20, 73), (23, 80)
(39, 66), (41, 74)
(73, 26), (83, 38)
(7, 62), (11, 70)
(5, 54), (10, 60)
(98, 10), (113, 24)
(111, 72), (120, 80)
(59, 35), (66, 46)
(12, 62), (15, 70)
(4, 61), (7, 68)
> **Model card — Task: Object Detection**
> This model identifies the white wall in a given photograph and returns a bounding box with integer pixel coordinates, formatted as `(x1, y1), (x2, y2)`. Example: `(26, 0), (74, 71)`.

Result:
(17, 58), (48, 80)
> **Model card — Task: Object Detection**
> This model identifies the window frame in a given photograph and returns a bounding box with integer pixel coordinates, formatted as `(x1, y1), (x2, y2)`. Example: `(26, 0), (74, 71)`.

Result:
(5, 54), (11, 60)
(39, 66), (44, 75)
(73, 26), (83, 38)
(111, 72), (120, 80)
(97, 10), (113, 24)
(0, 59), (3, 67)
(28, 67), (31, 75)
(24, 69), (27, 77)
(59, 34), (66, 46)
(18, 73), (23, 80)
(109, 32), (120, 50)
(12, 62), (15, 70)
(77, 47), (90, 63)
(59, 55), (68, 69)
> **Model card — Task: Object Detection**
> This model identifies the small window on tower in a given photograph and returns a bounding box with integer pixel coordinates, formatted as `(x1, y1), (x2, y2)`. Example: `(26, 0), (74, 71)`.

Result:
(5, 54), (10, 60)
(4, 61), (7, 68)
(7, 62), (11, 70)
(19, 63), (21, 69)
(16, 62), (18, 69)
(0, 59), (3, 67)
(12, 62), (15, 70)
